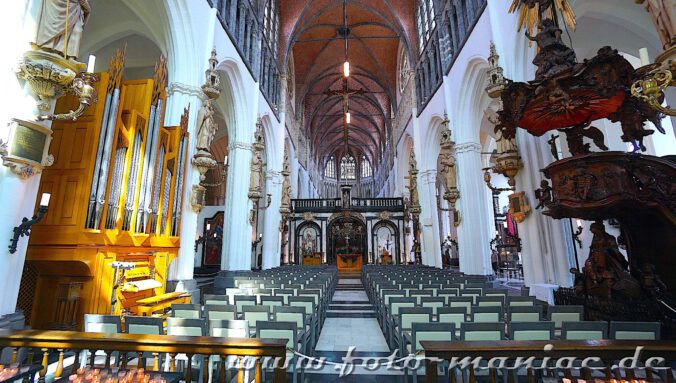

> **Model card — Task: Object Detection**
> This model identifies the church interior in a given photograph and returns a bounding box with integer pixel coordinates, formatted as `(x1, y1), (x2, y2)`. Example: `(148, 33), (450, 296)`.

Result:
(0, 0), (675, 382)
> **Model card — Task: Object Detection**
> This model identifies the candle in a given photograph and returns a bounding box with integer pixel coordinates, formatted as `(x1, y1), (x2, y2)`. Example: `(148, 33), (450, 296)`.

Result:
(206, 223), (211, 231)
(87, 55), (96, 73)
(639, 48), (649, 66)
(576, 219), (582, 228)
(40, 192), (51, 207)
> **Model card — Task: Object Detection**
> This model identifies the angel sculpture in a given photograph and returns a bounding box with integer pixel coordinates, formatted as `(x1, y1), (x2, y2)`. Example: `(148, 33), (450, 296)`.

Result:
(509, 0), (577, 45)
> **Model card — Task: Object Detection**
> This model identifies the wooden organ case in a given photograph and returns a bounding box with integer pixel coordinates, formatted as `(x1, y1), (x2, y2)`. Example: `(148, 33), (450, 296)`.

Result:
(21, 51), (191, 330)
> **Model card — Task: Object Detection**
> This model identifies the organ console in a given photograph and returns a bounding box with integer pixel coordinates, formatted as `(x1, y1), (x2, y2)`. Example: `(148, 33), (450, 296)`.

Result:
(19, 49), (192, 329)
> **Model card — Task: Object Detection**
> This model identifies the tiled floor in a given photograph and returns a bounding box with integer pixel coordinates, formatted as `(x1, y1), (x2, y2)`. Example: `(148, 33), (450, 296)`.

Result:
(305, 274), (403, 382)
(315, 318), (389, 352)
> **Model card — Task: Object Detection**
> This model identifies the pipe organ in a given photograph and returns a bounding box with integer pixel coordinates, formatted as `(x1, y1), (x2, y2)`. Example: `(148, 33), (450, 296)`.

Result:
(21, 50), (191, 330)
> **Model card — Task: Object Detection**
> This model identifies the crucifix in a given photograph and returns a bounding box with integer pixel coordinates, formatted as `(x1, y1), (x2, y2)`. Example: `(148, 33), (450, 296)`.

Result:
(323, 77), (365, 152)
(384, 235), (392, 254)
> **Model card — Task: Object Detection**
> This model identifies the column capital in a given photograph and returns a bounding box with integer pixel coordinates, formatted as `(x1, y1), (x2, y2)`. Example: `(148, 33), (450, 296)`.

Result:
(167, 82), (206, 100)
(455, 142), (481, 154)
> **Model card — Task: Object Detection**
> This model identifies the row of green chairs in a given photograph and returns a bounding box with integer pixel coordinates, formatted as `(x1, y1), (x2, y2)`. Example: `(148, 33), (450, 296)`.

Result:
(396, 318), (661, 382)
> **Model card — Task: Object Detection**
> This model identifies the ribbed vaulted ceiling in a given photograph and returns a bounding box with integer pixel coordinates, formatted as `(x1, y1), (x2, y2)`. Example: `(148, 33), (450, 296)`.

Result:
(281, 0), (416, 172)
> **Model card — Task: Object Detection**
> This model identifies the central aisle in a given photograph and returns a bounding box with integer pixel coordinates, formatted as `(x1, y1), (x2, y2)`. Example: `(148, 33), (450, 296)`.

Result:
(306, 275), (402, 382)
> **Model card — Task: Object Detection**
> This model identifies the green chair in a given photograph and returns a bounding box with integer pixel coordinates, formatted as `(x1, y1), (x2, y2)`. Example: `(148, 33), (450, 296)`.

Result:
(561, 321), (608, 340)
(406, 323), (455, 383)
(476, 296), (504, 308)
(547, 305), (584, 336)
(508, 305), (542, 322)
(234, 295), (257, 314)
(257, 321), (303, 383)
(242, 305), (271, 335)
(84, 314), (121, 334)
(460, 322), (504, 341)
(261, 295), (285, 307)
(507, 296), (536, 307)
(273, 306), (311, 354)
(610, 321), (660, 340)
(470, 306), (503, 323)
(508, 321), (554, 340)
(171, 303), (201, 319)
(205, 304), (237, 321)
(396, 307), (433, 354)
(203, 294), (229, 306)
(449, 296), (473, 313)
(420, 297), (445, 315)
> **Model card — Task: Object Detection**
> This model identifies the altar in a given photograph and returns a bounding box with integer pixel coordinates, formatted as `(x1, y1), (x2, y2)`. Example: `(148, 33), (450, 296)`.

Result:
(288, 185), (406, 266)
(337, 253), (363, 273)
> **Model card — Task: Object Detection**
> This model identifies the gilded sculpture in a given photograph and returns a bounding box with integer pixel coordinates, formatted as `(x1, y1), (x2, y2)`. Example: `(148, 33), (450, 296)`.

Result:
(439, 152), (457, 192)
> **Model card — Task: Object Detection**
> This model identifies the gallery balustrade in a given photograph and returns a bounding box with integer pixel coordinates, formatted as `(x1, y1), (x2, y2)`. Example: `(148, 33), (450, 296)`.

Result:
(0, 330), (287, 383)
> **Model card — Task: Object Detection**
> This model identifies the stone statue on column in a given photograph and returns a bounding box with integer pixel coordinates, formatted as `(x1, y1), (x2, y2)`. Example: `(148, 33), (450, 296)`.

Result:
(439, 121), (460, 207)
(195, 100), (216, 151)
(191, 48), (221, 212)
(33, 0), (91, 58)
(249, 151), (263, 194)
(485, 42), (522, 188)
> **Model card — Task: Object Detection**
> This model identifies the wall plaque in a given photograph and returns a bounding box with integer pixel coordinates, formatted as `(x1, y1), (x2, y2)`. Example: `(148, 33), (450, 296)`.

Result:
(0, 119), (53, 178)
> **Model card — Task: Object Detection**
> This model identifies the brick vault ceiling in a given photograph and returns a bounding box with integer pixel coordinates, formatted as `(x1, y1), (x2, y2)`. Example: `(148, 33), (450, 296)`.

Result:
(280, 0), (416, 170)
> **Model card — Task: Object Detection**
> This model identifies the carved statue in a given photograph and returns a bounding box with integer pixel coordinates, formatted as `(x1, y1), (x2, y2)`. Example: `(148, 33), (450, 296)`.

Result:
(283, 150), (290, 174)
(636, 0), (675, 49)
(407, 175), (419, 206)
(281, 180), (291, 207)
(33, 0), (91, 58)
(495, 127), (518, 154)
(583, 221), (640, 299)
(439, 152), (457, 191)
(249, 151), (263, 193)
(195, 100), (217, 150)
(525, 19), (577, 80)
(547, 134), (560, 160)
(409, 149), (417, 172)
(534, 179), (553, 209)
(562, 117), (608, 156)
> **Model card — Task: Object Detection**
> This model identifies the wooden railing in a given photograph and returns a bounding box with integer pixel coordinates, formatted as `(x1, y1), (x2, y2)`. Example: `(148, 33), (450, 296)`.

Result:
(0, 330), (287, 383)
(421, 340), (676, 383)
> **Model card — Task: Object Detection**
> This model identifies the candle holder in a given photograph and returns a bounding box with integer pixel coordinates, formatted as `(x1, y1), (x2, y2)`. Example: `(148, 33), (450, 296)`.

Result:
(9, 193), (50, 254)
(17, 50), (98, 121)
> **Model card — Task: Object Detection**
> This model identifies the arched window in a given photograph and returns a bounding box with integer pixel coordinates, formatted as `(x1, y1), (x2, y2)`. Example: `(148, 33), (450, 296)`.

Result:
(416, 0), (436, 52)
(263, 0), (279, 56)
(325, 156), (336, 179)
(340, 154), (356, 180)
(361, 156), (372, 178)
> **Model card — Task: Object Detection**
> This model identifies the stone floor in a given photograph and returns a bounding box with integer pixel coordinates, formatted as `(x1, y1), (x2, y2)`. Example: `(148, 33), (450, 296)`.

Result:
(303, 277), (404, 382)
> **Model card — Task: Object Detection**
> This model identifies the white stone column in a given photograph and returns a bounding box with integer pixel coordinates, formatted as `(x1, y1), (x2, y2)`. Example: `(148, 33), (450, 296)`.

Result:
(164, 83), (203, 295)
(515, 132), (573, 288)
(0, 0), (54, 319)
(261, 170), (282, 269)
(221, 142), (254, 270)
(455, 142), (493, 275)
(0, 163), (42, 316)
(418, 169), (443, 267)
